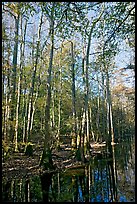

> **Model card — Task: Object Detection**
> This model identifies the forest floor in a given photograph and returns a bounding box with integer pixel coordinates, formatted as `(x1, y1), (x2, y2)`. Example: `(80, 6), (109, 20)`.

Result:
(2, 141), (107, 180)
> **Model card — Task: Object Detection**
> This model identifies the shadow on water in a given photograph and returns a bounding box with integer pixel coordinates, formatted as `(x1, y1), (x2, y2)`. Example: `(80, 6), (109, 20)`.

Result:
(2, 136), (135, 202)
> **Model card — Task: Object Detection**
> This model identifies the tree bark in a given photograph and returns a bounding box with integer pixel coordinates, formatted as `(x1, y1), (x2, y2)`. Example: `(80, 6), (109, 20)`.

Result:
(11, 3), (20, 141)
(14, 75), (20, 151)
(101, 66), (106, 137)
(106, 68), (115, 151)
(71, 41), (77, 149)
(3, 41), (11, 142)
(26, 12), (43, 142)
(14, 14), (25, 151)
(40, 7), (55, 169)
(56, 47), (62, 147)
(84, 6), (104, 149)
(30, 63), (42, 133)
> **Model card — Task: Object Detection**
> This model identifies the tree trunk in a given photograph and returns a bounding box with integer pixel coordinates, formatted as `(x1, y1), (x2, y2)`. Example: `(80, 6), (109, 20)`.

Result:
(18, 17), (28, 143)
(11, 5), (20, 142)
(30, 64), (41, 133)
(30, 92), (38, 133)
(96, 74), (100, 142)
(106, 68), (115, 151)
(3, 52), (10, 142)
(14, 14), (25, 151)
(23, 84), (28, 143)
(56, 47), (62, 147)
(76, 44), (87, 162)
(39, 10), (55, 169)
(51, 82), (55, 129)
(101, 67), (106, 138)
(82, 43), (87, 144)
(84, 8), (104, 149)
(71, 41), (77, 150)
(77, 108), (86, 162)
(20, 18), (28, 142)
(26, 12), (43, 142)
(14, 75), (20, 152)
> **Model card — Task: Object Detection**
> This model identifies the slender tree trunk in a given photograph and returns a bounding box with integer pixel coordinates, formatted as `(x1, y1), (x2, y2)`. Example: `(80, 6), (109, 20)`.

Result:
(14, 14), (25, 151)
(76, 43), (87, 162)
(51, 65), (55, 130)
(51, 83), (55, 129)
(20, 18), (27, 141)
(57, 88), (61, 144)
(30, 92), (38, 133)
(40, 11), (55, 169)
(85, 29), (92, 147)
(121, 104), (123, 140)
(19, 17), (28, 143)
(82, 43), (87, 144)
(84, 8), (104, 149)
(77, 108), (85, 162)
(3, 58), (10, 142)
(23, 84), (28, 143)
(71, 41), (77, 149)
(2, 28), (6, 140)
(30, 65), (41, 133)
(56, 47), (62, 147)
(89, 104), (95, 142)
(11, 6), (20, 142)
(106, 68), (115, 151)
(26, 96), (32, 142)
(26, 36), (35, 142)
(14, 75), (20, 152)
(81, 25), (94, 153)
(96, 75), (100, 142)
(26, 12), (43, 142)
(101, 67), (106, 138)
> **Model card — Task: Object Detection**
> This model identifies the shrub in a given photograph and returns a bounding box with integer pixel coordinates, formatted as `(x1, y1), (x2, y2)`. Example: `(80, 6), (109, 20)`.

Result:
(25, 142), (33, 156)
(18, 142), (26, 153)
(2, 140), (10, 161)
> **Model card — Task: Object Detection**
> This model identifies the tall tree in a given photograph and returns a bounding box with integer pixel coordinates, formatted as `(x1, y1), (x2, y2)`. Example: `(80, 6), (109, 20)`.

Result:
(26, 11), (43, 142)
(3, 3), (20, 141)
(40, 2), (55, 169)
(71, 41), (77, 150)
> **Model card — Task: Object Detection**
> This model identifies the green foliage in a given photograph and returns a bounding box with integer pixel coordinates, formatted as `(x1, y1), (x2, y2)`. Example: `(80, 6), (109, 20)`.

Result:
(2, 2), (135, 160)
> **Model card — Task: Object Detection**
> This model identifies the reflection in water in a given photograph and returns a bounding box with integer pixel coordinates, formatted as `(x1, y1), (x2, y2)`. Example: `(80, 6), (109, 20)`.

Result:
(2, 138), (135, 202)
(25, 179), (30, 202)
(40, 173), (53, 202)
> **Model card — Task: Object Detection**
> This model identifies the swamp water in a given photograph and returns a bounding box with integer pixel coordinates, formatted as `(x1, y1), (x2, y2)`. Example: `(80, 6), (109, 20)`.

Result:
(2, 137), (135, 202)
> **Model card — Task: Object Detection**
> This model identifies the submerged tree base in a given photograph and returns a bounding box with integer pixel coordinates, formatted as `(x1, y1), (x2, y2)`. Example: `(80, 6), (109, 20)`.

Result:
(39, 147), (55, 170)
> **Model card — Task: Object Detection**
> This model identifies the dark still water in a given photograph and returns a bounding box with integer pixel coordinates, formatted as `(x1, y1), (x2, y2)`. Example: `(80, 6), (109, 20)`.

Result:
(2, 137), (135, 202)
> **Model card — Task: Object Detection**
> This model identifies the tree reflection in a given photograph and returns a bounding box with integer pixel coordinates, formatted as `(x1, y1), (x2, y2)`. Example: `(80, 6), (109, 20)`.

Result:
(107, 144), (118, 202)
(25, 179), (30, 202)
(2, 179), (11, 202)
(2, 137), (135, 202)
(40, 172), (53, 202)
